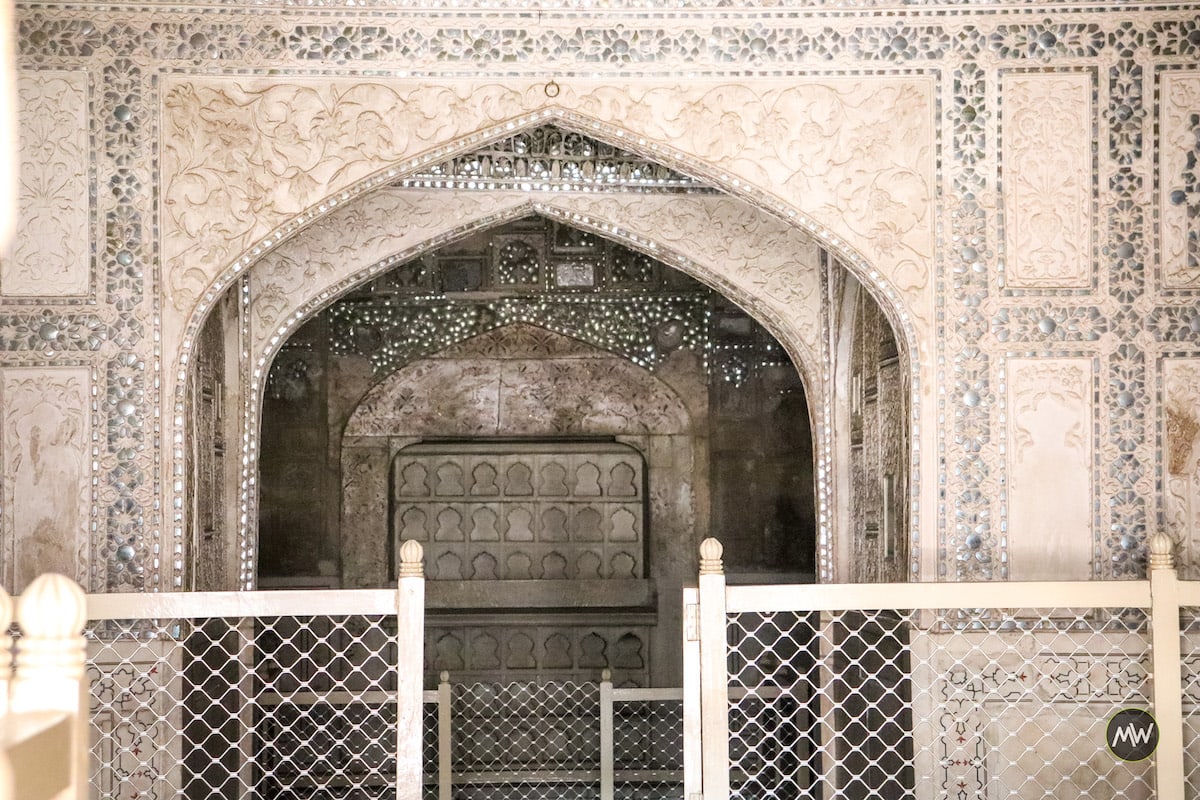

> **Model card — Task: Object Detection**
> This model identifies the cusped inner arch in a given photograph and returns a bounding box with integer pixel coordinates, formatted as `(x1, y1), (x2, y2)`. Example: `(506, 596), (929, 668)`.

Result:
(344, 323), (691, 439)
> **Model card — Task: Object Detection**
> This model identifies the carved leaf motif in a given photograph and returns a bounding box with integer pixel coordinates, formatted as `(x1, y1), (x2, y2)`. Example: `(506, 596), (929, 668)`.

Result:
(2, 369), (90, 589)
(1162, 74), (1200, 288)
(6, 72), (90, 296)
(165, 77), (933, 335)
(1164, 361), (1200, 567)
(1010, 363), (1088, 454)
(1003, 74), (1092, 288)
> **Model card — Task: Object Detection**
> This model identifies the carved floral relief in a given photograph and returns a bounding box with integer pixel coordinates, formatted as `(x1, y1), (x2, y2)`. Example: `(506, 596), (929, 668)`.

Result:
(1, 367), (91, 590)
(1165, 359), (1200, 571)
(3, 70), (90, 297)
(345, 327), (691, 438)
(164, 76), (934, 334)
(1160, 71), (1200, 289)
(1002, 73), (1093, 289)
(246, 188), (838, 379)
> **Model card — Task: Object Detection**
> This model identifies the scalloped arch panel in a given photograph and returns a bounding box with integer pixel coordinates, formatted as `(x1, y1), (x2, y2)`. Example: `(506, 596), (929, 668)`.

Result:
(345, 323), (691, 437)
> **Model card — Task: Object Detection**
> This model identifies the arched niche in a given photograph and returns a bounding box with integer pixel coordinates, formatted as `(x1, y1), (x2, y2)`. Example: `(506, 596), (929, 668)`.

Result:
(180, 117), (921, 590)
(239, 191), (836, 586)
(340, 322), (698, 684)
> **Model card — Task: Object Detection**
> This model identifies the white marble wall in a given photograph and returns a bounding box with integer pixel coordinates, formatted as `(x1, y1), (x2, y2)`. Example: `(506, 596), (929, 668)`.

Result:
(2, 4), (1198, 589)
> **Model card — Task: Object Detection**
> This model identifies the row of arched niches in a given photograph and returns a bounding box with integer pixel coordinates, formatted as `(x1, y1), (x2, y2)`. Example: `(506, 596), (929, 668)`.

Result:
(393, 443), (646, 584)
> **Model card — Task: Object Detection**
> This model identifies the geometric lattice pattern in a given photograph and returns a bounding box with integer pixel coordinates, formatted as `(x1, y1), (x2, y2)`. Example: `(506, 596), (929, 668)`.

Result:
(452, 681), (600, 775)
(87, 615), (396, 800)
(450, 681), (599, 800)
(613, 697), (683, 800)
(728, 608), (1153, 799)
(419, 681), (683, 800)
(1181, 607), (1200, 799)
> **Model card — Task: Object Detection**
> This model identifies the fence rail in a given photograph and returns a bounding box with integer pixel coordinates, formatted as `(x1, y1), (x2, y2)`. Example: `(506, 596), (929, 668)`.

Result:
(421, 672), (683, 800)
(687, 533), (1193, 800)
(84, 541), (425, 800)
(75, 530), (1200, 800)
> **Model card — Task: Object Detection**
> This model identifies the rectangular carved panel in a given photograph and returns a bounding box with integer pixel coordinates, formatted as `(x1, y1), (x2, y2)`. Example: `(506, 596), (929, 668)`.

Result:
(1005, 358), (1093, 580)
(3, 70), (90, 297)
(1160, 70), (1200, 289)
(1001, 72), (1093, 290)
(1, 366), (92, 590)
(393, 441), (644, 583)
(1165, 358), (1200, 577)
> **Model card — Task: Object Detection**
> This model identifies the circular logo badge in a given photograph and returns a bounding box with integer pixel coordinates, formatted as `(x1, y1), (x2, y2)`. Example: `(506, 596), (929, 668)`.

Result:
(1106, 708), (1159, 762)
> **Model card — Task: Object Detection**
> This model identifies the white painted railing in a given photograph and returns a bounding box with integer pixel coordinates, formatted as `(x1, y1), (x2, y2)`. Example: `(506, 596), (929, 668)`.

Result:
(84, 539), (426, 800)
(0, 573), (89, 800)
(686, 533), (1197, 800)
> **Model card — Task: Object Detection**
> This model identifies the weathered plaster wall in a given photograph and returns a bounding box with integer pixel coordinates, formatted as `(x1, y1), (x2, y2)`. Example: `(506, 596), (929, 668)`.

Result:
(3, 2), (1198, 591)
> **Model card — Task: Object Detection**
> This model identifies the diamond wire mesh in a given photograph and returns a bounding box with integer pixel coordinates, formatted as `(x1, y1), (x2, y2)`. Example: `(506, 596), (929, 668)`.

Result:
(1182, 607), (1200, 798)
(613, 697), (683, 800)
(87, 614), (397, 800)
(450, 681), (600, 800)
(727, 607), (1153, 800)
(423, 699), (439, 800)
(453, 680), (600, 772)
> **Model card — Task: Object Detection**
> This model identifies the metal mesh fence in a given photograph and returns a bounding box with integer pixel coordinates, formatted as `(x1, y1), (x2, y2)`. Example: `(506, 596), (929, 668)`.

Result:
(87, 614), (397, 800)
(727, 607), (1153, 800)
(613, 696), (683, 799)
(1183, 607), (1200, 798)
(452, 680), (600, 775)
(422, 698), (439, 800)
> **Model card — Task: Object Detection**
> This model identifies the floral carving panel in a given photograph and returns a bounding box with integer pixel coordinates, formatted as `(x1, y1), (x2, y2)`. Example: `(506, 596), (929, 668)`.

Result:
(245, 190), (527, 351)
(4, 70), (90, 297)
(1, 366), (92, 591)
(1165, 358), (1200, 575)
(163, 76), (934, 328)
(1005, 358), (1093, 581)
(1160, 71), (1200, 290)
(550, 194), (834, 352)
(1001, 72), (1093, 290)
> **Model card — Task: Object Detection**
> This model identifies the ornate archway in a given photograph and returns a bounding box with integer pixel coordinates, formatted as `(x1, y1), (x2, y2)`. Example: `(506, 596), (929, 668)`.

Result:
(174, 109), (927, 589)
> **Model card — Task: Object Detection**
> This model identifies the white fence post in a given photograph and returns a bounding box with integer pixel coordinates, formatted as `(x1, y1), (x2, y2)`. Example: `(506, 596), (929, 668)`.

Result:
(438, 670), (452, 800)
(1149, 532), (1185, 799)
(11, 573), (88, 800)
(0, 586), (11, 719)
(397, 540), (426, 800)
(682, 586), (702, 800)
(600, 668), (614, 800)
(698, 538), (729, 800)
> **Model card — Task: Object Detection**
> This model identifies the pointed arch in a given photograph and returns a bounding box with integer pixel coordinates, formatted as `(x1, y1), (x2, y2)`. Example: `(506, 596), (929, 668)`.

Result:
(173, 105), (926, 587)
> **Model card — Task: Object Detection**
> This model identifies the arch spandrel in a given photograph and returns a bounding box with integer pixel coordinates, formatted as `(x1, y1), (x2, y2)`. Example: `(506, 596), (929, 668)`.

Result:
(162, 75), (935, 368)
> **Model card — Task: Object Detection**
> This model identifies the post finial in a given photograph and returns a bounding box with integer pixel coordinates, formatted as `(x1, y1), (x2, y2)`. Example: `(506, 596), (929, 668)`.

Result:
(1149, 532), (1176, 571)
(439, 670), (450, 684)
(699, 537), (724, 576)
(398, 539), (425, 578)
(10, 573), (87, 714)
(0, 586), (12, 697)
(16, 573), (86, 641)
(601, 667), (612, 683)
